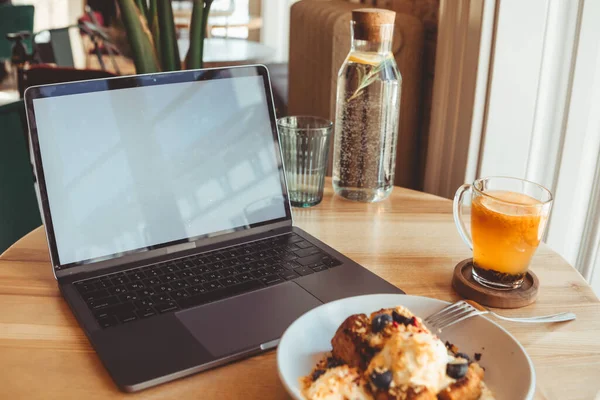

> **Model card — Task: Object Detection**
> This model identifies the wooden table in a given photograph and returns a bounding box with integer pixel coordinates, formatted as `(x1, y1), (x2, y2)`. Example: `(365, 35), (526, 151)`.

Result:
(174, 8), (263, 35)
(89, 38), (276, 76)
(177, 38), (275, 66)
(206, 15), (263, 34)
(1, 182), (599, 399)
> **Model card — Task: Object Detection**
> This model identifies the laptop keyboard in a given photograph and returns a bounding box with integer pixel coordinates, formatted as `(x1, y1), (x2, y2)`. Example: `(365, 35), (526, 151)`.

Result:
(73, 234), (341, 329)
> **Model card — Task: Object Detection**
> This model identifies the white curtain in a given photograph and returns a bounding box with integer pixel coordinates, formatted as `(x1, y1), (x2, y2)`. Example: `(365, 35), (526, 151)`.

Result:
(461, 0), (600, 295)
(13, 0), (82, 31)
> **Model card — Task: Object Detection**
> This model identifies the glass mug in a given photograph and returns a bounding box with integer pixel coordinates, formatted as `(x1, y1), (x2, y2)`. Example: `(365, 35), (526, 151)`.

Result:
(453, 177), (553, 289)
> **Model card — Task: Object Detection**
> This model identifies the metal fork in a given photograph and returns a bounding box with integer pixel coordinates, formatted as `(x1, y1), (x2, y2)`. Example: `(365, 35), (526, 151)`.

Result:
(424, 300), (576, 333)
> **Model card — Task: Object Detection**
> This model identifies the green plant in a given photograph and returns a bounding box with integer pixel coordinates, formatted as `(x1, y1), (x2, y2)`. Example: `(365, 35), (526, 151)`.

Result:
(115, 0), (214, 73)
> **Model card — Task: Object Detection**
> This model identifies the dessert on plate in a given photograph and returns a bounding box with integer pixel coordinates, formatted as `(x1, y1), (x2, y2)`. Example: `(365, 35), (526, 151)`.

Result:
(301, 306), (494, 400)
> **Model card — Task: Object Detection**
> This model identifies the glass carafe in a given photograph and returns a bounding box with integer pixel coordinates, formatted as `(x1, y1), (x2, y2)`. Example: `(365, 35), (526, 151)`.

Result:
(332, 10), (401, 202)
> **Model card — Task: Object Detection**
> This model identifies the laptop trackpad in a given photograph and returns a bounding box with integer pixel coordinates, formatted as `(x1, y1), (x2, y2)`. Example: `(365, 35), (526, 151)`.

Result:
(175, 282), (322, 358)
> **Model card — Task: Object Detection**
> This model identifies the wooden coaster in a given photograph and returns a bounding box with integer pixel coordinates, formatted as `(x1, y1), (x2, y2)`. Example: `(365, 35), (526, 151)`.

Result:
(452, 259), (539, 309)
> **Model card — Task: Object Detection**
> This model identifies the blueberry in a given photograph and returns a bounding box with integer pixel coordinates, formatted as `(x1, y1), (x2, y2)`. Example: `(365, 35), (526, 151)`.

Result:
(311, 369), (326, 381)
(446, 362), (468, 379)
(326, 358), (343, 369)
(370, 370), (393, 389)
(372, 313), (393, 333)
(455, 352), (470, 362)
(392, 311), (413, 326)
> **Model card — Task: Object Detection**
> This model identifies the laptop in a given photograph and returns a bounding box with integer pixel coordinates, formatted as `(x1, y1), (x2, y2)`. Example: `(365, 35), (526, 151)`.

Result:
(24, 65), (403, 392)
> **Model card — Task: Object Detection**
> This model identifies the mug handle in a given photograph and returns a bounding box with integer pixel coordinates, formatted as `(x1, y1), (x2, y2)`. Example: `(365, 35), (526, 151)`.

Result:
(453, 184), (473, 250)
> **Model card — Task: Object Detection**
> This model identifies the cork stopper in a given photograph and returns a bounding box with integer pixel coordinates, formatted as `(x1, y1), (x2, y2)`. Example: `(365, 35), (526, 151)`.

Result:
(351, 8), (396, 41)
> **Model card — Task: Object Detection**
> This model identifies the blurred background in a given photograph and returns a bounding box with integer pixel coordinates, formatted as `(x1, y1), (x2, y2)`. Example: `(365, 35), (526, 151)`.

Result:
(1, 0), (599, 297)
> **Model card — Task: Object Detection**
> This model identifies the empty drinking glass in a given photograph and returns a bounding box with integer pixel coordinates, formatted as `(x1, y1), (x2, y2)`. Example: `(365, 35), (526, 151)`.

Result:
(277, 116), (332, 207)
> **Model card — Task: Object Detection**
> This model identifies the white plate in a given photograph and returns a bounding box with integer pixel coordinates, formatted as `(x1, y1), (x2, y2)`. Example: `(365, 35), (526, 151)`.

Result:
(277, 294), (535, 400)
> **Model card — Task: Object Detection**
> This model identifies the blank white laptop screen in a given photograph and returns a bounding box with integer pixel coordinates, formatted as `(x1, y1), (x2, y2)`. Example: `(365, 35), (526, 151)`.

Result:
(32, 75), (287, 266)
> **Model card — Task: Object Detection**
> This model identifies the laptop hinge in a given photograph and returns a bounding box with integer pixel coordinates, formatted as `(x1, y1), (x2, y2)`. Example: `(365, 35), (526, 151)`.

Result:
(166, 242), (196, 254)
